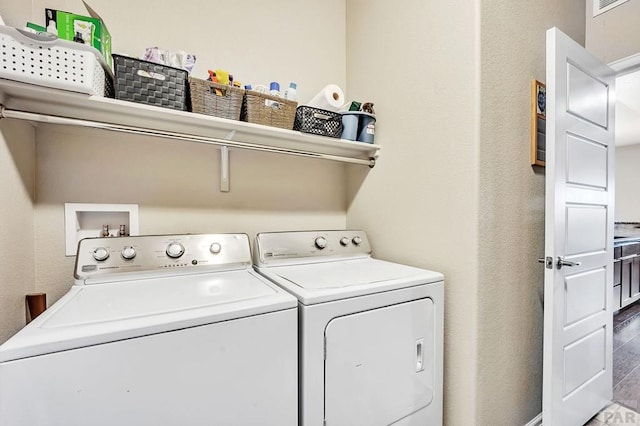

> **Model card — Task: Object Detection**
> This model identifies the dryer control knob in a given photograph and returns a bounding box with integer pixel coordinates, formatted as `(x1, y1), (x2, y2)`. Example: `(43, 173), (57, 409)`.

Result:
(340, 237), (350, 246)
(92, 247), (109, 261)
(352, 236), (363, 246)
(314, 236), (328, 249)
(210, 242), (222, 254)
(121, 246), (136, 260)
(166, 242), (185, 258)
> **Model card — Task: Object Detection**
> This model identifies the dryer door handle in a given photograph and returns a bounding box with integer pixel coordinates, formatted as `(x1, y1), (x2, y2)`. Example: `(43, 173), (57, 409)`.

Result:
(415, 339), (424, 372)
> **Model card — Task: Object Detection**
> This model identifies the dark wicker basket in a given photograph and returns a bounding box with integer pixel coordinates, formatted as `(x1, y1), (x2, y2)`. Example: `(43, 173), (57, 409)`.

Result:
(112, 54), (189, 111)
(241, 91), (297, 129)
(189, 77), (245, 120)
(293, 106), (343, 138)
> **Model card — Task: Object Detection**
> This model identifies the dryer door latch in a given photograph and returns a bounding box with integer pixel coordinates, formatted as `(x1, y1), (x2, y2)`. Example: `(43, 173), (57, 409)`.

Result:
(415, 338), (424, 372)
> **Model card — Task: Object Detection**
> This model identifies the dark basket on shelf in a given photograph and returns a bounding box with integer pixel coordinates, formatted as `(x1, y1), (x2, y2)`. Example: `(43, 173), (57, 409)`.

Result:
(189, 77), (245, 120)
(112, 54), (189, 111)
(293, 106), (343, 138)
(241, 91), (297, 129)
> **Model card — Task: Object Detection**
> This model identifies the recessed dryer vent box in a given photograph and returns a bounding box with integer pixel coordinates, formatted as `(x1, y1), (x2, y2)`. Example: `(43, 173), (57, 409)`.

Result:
(64, 203), (139, 256)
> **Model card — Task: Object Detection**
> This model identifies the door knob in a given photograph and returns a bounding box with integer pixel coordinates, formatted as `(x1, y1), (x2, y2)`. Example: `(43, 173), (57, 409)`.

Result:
(538, 257), (581, 269)
(556, 257), (581, 269)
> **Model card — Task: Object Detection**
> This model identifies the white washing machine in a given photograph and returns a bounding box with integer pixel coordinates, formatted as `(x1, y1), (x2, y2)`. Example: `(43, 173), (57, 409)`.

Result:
(253, 230), (444, 426)
(0, 233), (298, 426)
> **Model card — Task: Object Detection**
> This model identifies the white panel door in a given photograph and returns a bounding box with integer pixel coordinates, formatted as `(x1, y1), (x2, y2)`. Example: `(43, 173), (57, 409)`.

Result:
(543, 28), (616, 426)
(324, 298), (434, 426)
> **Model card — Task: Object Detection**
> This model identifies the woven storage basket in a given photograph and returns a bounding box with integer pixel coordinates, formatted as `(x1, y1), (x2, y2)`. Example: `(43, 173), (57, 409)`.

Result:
(293, 106), (343, 138)
(189, 77), (244, 120)
(112, 54), (189, 111)
(242, 91), (297, 129)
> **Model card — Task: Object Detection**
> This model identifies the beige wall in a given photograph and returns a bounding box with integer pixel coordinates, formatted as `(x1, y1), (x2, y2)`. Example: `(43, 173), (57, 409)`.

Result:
(0, 120), (36, 343)
(615, 144), (640, 221)
(346, 0), (585, 424)
(28, 0), (347, 104)
(0, 0), (603, 423)
(0, 2), (32, 27)
(345, 1), (480, 424)
(478, 2), (585, 425)
(0, 0), (349, 321)
(586, 0), (640, 63)
(35, 126), (347, 302)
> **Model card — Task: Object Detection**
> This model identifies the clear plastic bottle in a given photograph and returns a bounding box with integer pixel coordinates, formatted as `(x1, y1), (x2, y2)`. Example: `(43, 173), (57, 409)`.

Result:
(284, 82), (297, 101)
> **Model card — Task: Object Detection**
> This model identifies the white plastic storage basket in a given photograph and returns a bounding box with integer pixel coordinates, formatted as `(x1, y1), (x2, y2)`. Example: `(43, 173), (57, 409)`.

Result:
(0, 26), (113, 96)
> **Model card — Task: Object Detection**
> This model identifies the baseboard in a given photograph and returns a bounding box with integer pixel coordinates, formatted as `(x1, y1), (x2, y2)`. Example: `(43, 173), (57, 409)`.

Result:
(524, 413), (542, 426)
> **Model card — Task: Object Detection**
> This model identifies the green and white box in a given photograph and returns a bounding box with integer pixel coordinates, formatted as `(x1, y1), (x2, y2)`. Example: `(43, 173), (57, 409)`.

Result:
(45, 1), (111, 68)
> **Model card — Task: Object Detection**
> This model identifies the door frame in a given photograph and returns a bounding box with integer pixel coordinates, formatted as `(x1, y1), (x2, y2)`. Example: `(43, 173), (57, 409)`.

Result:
(609, 52), (640, 75)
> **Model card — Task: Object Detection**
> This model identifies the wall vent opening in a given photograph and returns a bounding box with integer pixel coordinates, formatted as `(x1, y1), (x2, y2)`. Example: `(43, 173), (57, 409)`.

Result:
(593, 0), (629, 17)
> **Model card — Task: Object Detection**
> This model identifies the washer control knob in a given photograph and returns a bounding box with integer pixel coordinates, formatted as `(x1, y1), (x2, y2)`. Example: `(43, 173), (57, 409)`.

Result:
(92, 247), (109, 261)
(314, 236), (328, 249)
(352, 236), (363, 246)
(121, 246), (136, 260)
(210, 242), (222, 254)
(340, 237), (350, 246)
(166, 242), (185, 258)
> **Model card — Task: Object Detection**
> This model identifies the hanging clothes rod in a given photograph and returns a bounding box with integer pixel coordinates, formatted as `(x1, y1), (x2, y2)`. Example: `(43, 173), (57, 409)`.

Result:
(0, 107), (376, 168)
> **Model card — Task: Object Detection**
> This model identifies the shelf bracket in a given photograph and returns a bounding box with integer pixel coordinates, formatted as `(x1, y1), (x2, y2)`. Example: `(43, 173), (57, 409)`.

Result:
(219, 131), (235, 193)
(220, 146), (230, 192)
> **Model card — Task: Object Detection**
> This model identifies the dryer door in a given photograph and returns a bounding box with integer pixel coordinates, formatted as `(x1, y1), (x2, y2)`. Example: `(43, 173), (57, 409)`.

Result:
(324, 298), (435, 426)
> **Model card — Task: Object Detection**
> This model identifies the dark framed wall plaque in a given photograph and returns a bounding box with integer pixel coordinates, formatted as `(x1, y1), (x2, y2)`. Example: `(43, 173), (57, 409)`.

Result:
(531, 80), (546, 167)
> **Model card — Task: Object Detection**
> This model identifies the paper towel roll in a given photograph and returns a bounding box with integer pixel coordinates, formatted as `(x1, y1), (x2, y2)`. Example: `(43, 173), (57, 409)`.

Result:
(307, 84), (345, 112)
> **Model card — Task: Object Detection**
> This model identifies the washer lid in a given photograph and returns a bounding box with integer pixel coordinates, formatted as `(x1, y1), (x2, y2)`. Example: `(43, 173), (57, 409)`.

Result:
(0, 270), (296, 362)
(256, 258), (443, 305)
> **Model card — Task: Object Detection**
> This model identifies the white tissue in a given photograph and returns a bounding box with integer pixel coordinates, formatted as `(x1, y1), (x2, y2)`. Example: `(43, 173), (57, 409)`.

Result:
(307, 84), (345, 112)
(143, 47), (196, 74)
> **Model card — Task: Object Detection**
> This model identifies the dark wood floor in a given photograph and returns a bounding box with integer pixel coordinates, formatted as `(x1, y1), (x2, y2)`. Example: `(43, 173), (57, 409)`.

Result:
(614, 302), (640, 411)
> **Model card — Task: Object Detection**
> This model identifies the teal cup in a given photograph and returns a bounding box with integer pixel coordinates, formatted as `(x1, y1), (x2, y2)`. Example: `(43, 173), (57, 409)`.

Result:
(340, 112), (359, 141)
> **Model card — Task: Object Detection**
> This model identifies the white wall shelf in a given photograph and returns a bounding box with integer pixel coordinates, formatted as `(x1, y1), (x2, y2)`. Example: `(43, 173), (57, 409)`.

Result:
(0, 79), (381, 188)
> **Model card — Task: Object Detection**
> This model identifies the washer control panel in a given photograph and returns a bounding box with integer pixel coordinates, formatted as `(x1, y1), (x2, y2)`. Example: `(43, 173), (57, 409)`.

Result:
(254, 230), (371, 266)
(75, 233), (252, 281)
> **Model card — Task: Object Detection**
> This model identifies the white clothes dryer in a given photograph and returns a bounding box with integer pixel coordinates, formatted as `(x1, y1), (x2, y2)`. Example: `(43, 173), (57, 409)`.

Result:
(0, 233), (298, 426)
(253, 230), (444, 426)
